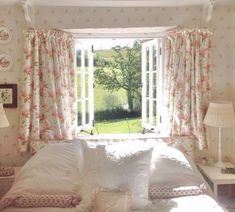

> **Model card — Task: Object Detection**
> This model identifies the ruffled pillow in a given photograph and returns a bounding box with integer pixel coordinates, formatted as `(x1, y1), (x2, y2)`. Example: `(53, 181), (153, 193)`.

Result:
(81, 141), (153, 210)
(92, 188), (131, 212)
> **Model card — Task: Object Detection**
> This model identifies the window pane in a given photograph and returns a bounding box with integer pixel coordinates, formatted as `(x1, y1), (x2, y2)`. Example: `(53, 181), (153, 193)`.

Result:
(85, 100), (89, 124)
(76, 49), (81, 67)
(146, 100), (149, 124)
(85, 49), (89, 73)
(153, 100), (157, 126)
(146, 47), (149, 71)
(146, 73), (149, 97)
(85, 50), (89, 72)
(77, 101), (82, 126)
(77, 73), (82, 99)
(85, 73), (89, 98)
(153, 45), (157, 71)
(153, 72), (157, 98)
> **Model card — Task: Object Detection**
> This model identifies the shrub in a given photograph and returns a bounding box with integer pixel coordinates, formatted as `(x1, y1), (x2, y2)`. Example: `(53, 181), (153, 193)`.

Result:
(95, 107), (141, 122)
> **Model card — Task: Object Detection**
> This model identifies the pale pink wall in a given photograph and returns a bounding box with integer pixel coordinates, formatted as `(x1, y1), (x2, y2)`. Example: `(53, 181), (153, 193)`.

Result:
(0, 6), (30, 166)
(34, 6), (201, 29)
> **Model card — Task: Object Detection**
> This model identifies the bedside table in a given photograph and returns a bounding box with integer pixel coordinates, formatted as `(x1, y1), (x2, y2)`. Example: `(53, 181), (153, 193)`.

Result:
(198, 163), (235, 197)
(0, 167), (21, 199)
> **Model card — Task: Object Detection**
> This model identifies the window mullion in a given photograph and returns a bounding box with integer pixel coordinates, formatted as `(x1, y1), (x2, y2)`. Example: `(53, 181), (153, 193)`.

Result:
(81, 49), (86, 127)
(141, 44), (147, 127)
(149, 46), (153, 126)
(88, 46), (94, 127)
(157, 39), (163, 127)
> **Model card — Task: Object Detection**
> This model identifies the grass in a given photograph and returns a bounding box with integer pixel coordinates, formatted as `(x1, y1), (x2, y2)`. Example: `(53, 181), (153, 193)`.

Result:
(93, 117), (142, 134)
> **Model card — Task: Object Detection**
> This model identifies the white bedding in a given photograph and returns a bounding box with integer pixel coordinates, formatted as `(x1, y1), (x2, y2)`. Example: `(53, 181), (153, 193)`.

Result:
(10, 142), (82, 195)
(3, 195), (226, 212)
(0, 140), (227, 212)
(1, 142), (82, 211)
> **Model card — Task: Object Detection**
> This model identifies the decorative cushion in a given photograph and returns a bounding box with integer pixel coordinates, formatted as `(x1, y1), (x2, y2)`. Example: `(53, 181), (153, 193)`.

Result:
(14, 194), (81, 208)
(81, 141), (153, 210)
(0, 194), (81, 210)
(92, 188), (131, 212)
(0, 197), (12, 210)
(149, 184), (206, 199)
(0, 166), (14, 177)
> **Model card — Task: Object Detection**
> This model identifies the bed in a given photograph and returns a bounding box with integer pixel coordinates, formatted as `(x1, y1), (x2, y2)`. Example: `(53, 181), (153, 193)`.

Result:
(0, 139), (227, 212)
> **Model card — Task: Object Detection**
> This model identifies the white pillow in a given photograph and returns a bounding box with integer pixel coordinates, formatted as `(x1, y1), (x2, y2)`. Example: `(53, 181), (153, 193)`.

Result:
(150, 143), (205, 195)
(81, 141), (153, 210)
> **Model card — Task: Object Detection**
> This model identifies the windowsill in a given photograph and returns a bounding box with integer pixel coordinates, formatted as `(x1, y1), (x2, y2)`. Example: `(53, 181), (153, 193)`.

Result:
(77, 133), (169, 140)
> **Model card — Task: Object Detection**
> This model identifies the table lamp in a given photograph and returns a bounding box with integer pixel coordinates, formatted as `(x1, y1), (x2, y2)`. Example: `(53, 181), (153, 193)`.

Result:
(204, 101), (235, 168)
(0, 103), (9, 128)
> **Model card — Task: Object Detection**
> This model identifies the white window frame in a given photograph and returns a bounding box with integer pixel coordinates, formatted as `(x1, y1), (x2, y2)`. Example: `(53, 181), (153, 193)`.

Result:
(76, 41), (94, 132)
(75, 36), (165, 135)
(141, 38), (163, 133)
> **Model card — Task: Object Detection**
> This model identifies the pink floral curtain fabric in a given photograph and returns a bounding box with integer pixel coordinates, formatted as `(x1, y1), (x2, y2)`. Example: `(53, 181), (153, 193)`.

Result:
(18, 30), (77, 153)
(164, 29), (212, 149)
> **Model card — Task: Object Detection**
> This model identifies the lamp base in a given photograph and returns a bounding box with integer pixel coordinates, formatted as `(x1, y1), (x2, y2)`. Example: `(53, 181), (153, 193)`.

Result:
(214, 161), (226, 168)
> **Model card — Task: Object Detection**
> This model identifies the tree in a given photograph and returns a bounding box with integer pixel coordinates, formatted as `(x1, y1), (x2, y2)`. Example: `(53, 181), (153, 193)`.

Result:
(94, 40), (141, 112)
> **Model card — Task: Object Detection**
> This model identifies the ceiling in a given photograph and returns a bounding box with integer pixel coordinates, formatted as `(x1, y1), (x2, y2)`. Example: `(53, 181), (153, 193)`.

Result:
(1, 0), (235, 7)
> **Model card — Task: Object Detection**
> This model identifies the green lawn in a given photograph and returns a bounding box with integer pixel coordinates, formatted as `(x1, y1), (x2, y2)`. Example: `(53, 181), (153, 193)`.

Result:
(93, 117), (142, 134)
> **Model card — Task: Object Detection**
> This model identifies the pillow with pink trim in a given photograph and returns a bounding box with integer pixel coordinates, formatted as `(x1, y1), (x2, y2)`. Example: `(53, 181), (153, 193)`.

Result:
(149, 184), (207, 199)
(149, 143), (208, 199)
(0, 194), (81, 210)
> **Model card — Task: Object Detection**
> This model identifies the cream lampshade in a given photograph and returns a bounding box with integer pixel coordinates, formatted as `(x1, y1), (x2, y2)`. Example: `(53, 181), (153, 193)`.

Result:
(204, 101), (235, 168)
(0, 103), (9, 128)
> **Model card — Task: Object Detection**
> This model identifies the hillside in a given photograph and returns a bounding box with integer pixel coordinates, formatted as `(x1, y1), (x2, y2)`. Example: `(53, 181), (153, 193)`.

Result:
(94, 49), (115, 61)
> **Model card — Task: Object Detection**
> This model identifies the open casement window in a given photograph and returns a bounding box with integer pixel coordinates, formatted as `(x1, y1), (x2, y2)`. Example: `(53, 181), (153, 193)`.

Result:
(141, 39), (163, 133)
(76, 41), (94, 133)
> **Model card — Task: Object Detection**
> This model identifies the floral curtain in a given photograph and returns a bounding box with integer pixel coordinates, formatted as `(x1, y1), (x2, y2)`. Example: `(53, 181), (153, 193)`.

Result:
(18, 30), (77, 153)
(164, 29), (212, 149)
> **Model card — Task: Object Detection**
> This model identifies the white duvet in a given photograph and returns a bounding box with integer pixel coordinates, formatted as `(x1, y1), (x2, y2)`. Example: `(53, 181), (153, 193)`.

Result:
(1, 141), (227, 212)
(3, 195), (226, 212)
(10, 142), (82, 195)
(1, 142), (82, 211)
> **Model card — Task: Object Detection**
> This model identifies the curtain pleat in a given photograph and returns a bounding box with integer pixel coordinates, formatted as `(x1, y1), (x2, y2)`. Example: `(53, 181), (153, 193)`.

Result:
(18, 30), (77, 153)
(164, 29), (212, 149)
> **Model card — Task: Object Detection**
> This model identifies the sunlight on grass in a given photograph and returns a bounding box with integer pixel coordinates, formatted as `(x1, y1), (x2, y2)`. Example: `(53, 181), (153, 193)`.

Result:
(94, 117), (142, 134)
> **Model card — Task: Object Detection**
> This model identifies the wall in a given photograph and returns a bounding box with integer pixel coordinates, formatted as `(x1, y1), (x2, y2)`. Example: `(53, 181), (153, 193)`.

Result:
(34, 6), (202, 29)
(202, 6), (235, 163)
(0, 5), (30, 166)
(0, 4), (235, 165)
